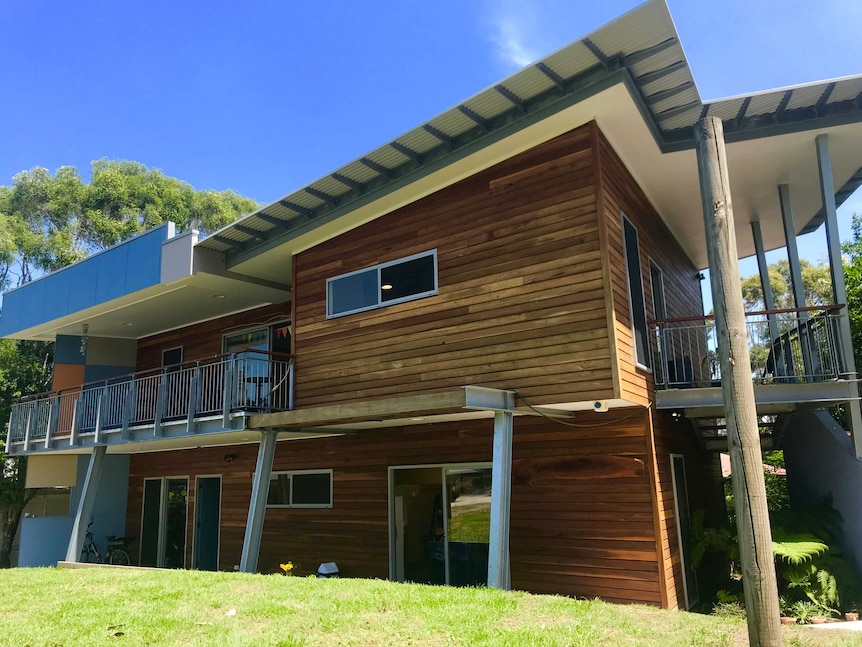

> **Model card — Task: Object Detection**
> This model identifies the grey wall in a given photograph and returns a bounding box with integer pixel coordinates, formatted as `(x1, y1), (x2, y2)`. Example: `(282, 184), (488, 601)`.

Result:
(784, 410), (862, 573)
(17, 454), (130, 567)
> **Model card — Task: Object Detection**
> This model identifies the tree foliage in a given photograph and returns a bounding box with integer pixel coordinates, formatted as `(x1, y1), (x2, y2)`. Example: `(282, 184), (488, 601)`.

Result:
(842, 213), (862, 370)
(0, 160), (258, 566)
(740, 258), (833, 312)
(0, 159), (259, 288)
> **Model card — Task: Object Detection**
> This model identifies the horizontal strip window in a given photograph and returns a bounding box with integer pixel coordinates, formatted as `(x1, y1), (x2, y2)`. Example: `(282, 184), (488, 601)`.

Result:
(266, 469), (333, 508)
(326, 250), (438, 318)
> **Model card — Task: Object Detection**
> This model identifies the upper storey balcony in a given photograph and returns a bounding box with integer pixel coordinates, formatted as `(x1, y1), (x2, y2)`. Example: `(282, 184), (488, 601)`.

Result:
(653, 305), (856, 417)
(6, 350), (293, 455)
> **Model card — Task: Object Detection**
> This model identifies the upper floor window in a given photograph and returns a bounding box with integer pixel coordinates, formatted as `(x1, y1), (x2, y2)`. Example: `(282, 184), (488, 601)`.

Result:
(326, 250), (438, 318)
(622, 215), (651, 370)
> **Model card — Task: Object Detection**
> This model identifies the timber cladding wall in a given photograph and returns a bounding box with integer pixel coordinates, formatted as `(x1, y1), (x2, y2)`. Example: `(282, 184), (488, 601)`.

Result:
(125, 411), (665, 605)
(135, 302), (291, 371)
(595, 128), (704, 406)
(292, 123), (614, 409)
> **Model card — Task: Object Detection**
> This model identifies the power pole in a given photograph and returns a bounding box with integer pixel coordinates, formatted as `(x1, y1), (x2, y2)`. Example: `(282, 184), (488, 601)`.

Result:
(694, 116), (782, 647)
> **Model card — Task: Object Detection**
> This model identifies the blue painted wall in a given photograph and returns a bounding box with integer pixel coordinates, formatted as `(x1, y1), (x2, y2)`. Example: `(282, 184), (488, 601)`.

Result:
(17, 454), (130, 567)
(0, 223), (174, 336)
(785, 411), (862, 575)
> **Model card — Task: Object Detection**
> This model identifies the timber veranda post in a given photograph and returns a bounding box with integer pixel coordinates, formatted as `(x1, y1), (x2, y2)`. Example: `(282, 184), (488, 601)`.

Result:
(694, 116), (782, 647)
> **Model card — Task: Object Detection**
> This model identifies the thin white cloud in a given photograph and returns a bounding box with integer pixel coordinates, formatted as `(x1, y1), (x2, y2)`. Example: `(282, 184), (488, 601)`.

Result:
(486, 1), (541, 70)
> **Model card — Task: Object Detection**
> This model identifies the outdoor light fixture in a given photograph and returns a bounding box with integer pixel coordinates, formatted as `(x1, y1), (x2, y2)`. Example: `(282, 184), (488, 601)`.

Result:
(212, 294), (226, 299)
(381, 284), (393, 290)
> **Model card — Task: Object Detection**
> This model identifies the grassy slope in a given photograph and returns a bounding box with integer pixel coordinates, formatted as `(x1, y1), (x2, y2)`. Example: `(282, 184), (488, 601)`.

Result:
(0, 568), (859, 647)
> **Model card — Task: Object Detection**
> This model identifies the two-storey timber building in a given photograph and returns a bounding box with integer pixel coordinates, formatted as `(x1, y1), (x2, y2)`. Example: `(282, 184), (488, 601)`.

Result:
(5, 0), (862, 609)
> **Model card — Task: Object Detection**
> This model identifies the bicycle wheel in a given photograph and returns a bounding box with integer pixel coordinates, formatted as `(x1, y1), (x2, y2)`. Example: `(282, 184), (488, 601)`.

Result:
(109, 549), (130, 566)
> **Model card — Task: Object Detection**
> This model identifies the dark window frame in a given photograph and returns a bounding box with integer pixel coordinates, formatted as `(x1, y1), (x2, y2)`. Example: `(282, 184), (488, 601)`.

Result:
(326, 249), (438, 319)
(266, 469), (333, 509)
(621, 215), (651, 370)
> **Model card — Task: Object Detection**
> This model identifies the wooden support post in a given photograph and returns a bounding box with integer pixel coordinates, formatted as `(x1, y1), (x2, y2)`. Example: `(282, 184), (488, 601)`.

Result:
(66, 445), (107, 562)
(488, 410), (513, 590)
(239, 431), (278, 573)
(695, 116), (782, 647)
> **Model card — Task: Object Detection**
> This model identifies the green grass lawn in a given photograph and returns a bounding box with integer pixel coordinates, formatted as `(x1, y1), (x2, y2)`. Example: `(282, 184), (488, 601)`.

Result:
(0, 567), (860, 646)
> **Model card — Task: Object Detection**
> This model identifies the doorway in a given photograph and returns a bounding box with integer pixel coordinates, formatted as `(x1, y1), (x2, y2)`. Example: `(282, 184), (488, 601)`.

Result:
(389, 463), (492, 587)
(139, 476), (189, 568)
(194, 476), (221, 571)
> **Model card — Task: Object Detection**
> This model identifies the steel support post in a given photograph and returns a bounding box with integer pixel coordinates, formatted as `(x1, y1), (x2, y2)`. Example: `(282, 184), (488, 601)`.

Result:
(779, 183), (813, 375)
(66, 445), (107, 562)
(816, 134), (862, 459)
(239, 431), (278, 573)
(487, 410), (513, 590)
(751, 221), (781, 342)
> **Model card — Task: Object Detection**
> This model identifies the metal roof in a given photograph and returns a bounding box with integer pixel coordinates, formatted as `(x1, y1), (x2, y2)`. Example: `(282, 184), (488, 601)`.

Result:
(198, 0), (862, 259)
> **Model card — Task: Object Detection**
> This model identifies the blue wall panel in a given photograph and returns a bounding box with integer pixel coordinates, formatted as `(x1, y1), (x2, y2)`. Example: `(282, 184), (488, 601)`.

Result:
(17, 454), (130, 567)
(83, 364), (137, 383)
(55, 335), (85, 365)
(0, 224), (173, 337)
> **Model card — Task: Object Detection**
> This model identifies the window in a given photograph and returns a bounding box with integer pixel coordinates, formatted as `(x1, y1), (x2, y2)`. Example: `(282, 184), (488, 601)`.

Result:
(622, 216), (650, 369)
(326, 250), (437, 318)
(266, 470), (332, 508)
(162, 347), (183, 368)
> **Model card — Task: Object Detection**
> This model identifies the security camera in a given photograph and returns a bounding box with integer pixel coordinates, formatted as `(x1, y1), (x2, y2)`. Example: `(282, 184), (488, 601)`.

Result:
(593, 401), (609, 413)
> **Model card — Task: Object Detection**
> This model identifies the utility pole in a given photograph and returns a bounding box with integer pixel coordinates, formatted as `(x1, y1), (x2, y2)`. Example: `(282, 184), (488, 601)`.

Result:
(694, 116), (782, 647)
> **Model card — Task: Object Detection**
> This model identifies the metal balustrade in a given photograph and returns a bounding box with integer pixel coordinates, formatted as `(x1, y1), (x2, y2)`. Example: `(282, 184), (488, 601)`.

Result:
(6, 351), (293, 449)
(653, 305), (846, 389)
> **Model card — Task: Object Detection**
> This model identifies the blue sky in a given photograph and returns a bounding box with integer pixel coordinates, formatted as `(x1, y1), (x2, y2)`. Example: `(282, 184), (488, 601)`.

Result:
(2, 0), (861, 276)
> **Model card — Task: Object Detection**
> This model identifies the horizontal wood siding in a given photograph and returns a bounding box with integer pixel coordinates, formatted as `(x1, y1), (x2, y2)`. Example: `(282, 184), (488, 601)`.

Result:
(135, 303), (291, 371)
(292, 124), (614, 408)
(596, 128), (709, 608)
(597, 129), (704, 406)
(126, 411), (663, 604)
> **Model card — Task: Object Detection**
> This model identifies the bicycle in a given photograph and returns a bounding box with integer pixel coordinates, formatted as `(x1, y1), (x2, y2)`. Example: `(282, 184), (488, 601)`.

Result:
(80, 520), (136, 566)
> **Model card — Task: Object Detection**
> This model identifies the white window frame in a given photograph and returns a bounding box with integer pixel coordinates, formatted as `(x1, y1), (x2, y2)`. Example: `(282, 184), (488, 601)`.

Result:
(266, 468), (333, 509)
(326, 249), (438, 319)
(621, 214), (651, 372)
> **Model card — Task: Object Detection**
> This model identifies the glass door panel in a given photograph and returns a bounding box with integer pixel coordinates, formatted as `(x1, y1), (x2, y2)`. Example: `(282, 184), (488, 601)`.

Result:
(444, 467), (492, 587)
(163, 478), (188, 569)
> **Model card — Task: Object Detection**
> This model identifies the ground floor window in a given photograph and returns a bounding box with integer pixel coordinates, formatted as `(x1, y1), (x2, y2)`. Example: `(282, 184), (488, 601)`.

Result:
(267, 470), (332, 508)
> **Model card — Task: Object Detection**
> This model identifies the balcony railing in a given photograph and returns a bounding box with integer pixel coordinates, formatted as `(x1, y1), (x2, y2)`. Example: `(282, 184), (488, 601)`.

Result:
(653, 305), (846, 389)
(7, 350), (293, 451)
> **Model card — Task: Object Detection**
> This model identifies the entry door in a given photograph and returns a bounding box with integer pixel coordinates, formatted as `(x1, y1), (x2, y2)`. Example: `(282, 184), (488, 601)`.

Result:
(139, 477), (189, 568)
(194, 476), (221, 571)
(391, 464), (492, 587)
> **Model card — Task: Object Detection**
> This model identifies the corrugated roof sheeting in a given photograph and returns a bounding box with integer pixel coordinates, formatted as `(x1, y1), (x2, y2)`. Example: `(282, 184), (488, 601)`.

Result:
(503, 67), (556, 101)
(309, 176), (351, 198)
(339, 160), (380, 185)
(463, 90), (512, 120)
(397, 128), (442, 156)
(786, 84), (828, 110)
(589, 0), (671, 56)
(829, 78), (862, 102)
(362, 146), (405, 172)
(661, 105), (703, 131)
(649, 87), (699, 115)
(541, 42), (596, 81)
(746, 92), (781, 118)
(426, 110), (476, 140)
